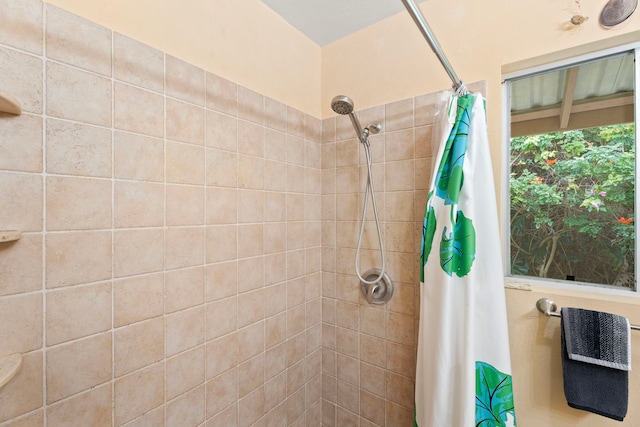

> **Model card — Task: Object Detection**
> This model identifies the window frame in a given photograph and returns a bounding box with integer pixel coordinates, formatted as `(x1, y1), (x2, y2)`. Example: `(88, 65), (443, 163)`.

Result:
(502, 41), (640, 295)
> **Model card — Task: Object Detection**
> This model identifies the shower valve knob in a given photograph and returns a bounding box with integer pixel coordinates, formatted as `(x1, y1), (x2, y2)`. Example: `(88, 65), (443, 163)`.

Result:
(360, 268), (393, 305)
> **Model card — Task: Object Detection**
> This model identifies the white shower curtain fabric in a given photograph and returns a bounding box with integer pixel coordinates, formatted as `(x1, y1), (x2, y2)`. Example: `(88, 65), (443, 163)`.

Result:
(414, 92), (516, 427)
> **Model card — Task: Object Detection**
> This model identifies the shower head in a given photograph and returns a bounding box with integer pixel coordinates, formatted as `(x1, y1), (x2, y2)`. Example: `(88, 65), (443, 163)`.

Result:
(331, 95), (355, 115)
(331, 94), (365, 142)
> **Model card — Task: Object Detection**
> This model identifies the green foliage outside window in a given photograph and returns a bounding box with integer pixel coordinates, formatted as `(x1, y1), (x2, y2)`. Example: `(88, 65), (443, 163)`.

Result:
(510, 123), (635, 288)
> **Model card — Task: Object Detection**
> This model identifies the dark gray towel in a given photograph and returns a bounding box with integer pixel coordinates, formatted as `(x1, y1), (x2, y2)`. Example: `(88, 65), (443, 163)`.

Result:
(561, 307), (630, 421)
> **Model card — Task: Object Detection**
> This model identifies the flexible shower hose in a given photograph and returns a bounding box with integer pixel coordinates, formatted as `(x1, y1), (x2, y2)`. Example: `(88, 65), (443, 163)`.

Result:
(355, 137), (386, 286)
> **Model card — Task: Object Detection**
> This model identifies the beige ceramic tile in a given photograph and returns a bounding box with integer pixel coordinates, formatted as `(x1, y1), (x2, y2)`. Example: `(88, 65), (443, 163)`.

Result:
(166, 306), (204, 357)
(114, 363), (164, 426)
(206, 333), (237, 379)
(166, 98), (205, 145)
(121, 406), (163, 427)
(206, 187), (237, 224)
(386, 371), (415, 408)
(114, 180), (164, 228)
(0, 351), (42, 423)
(114, 33), (164, 93)
(238, 386), (264, 427)
(264, 128), (286, 161)
(165, 384), (204, 426)
(46, 5), (111, 76)
(415, 125), (434, 158)
(286, 250), (305, 280)
(286, 386), (304, 421)
(46, 282), (112, 346)
(385, 160), (415, 191)
(415, 93), (439, 126)
(264, 160), (286, 192)
(287, 164), (305, 194)
(264, 97), (286, 132)
(386, 312), (416, 347)
(166, 184), (205, 227)
(360, 390), (385, 425)
(385, 129), (415, 162)
(238, 354), (264, 398)
(206, 402), (238, 426)
(385, 191), (414, 222)
(46, 333), (112, 403)
(237, 120), (264, 157)
(237, 256), (264, 294)
(0, 46), (43, 114)
(265, 252), (286, 286)
(336, 354), (359, 387)
(264, 193), (285, 222)
(114, 82), (164, 138)
(205, 368), (237, 418)
(415, 157), (432, 190)
(204, 260), (237, 302)
(46, 383), (112, 427)
(113, 228), (163, 277)
(265, 312), (286, 350)
(46, 176), (111, 230)
(0, 411), (43, 427)
(46, 119), (111, 178)
(46, 61), (111, 126)
(237, 155), (264, 190)
(166, 346), (205, 400)
(386, 98), (414, 131)
(238, 224), (263, 259)
(286, 135), (305, 166)
(386, 342), (416, 378)
(45, 230), (111, 289)
(166, 141), (205, 185)
(360, 362), (386, 397)
(264, 371), (286, 413)
(0, 114), (42, 173)
(237, 189), (263, 223)
(205, 225), (237, 263)
(0, 0), (43, 54)
(114, 273), (164, 327)
(287, 107), (305, 139)
(237, 289), (265, 329)
(206, 148), (237, 187)
(166, 54), (205, 106)
(206, 296), (236, 340)
(237, 321), (264, 363)
(285, 332), (305, 367)
(0, 293), (42, 355)
(114, 317), (164, 377)
(114, 131), (164, 182)
(237, 86), (263, 125)
(165, 266), (204, 313)
(206, 72), (237, 116)
(0, 233), (42, 296)
(165, 226), (204, 270)
(264, 341), (286, 381)
(206, 110), (237, 151)
(0, 172), (42, 232)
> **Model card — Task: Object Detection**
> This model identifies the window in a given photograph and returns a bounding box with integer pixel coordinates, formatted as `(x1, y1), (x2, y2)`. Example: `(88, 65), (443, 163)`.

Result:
(503, 44), (639, 291)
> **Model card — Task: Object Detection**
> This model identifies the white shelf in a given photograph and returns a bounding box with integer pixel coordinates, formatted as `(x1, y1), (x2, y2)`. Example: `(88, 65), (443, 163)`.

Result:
(0, 90), (22, 115)
(0, 354), (22, 389)
(0, 230), (21, 243)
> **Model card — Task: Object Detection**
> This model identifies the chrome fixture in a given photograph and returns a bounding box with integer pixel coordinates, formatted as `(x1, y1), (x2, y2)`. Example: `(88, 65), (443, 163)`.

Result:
(331, 95), (392, 304)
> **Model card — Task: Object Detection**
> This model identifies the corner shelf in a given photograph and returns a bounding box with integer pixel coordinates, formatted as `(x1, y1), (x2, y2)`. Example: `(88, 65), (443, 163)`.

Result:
(0, 90), (22, 115)
(0, 231), (21, 243)
(0, 353), (22, 389)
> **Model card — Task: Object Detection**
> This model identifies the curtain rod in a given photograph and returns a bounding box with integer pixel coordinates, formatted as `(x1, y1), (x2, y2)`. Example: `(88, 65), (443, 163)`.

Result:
(400, 0), (465, 93)
(536, 298), (640, 331)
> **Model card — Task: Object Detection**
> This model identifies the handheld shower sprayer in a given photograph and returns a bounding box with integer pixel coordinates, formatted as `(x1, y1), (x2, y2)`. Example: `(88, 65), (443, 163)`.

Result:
(330, 95), (381, 144)
(330, 95), (393, 305)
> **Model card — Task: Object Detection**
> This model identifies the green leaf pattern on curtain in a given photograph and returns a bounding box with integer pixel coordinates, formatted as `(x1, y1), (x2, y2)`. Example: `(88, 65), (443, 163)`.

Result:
(475, 361), (516, 427)
(420, 94), (477, 277)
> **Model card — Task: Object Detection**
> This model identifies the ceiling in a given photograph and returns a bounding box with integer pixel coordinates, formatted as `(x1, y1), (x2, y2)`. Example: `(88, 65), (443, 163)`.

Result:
(260, 0), (426, 46)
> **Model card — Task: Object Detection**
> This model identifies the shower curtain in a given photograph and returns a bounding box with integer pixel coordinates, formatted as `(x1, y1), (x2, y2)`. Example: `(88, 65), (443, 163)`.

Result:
(414, 92), (516, 427)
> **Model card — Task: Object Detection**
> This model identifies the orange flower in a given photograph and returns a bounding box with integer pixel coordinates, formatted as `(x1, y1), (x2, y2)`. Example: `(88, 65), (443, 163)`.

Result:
(545, 158), (558, 166)
(618, 217), (634, 224)
(532, 177), (544, 184)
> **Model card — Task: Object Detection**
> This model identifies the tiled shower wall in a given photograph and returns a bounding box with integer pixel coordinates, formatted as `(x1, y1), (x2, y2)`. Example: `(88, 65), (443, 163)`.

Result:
(319, 97), (436, 427)
(0, 1), (323, 426)
(320, 80), (485, 426)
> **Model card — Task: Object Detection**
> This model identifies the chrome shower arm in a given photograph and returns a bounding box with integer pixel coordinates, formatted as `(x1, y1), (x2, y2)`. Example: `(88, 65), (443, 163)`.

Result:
(401, 0), (464, 92)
